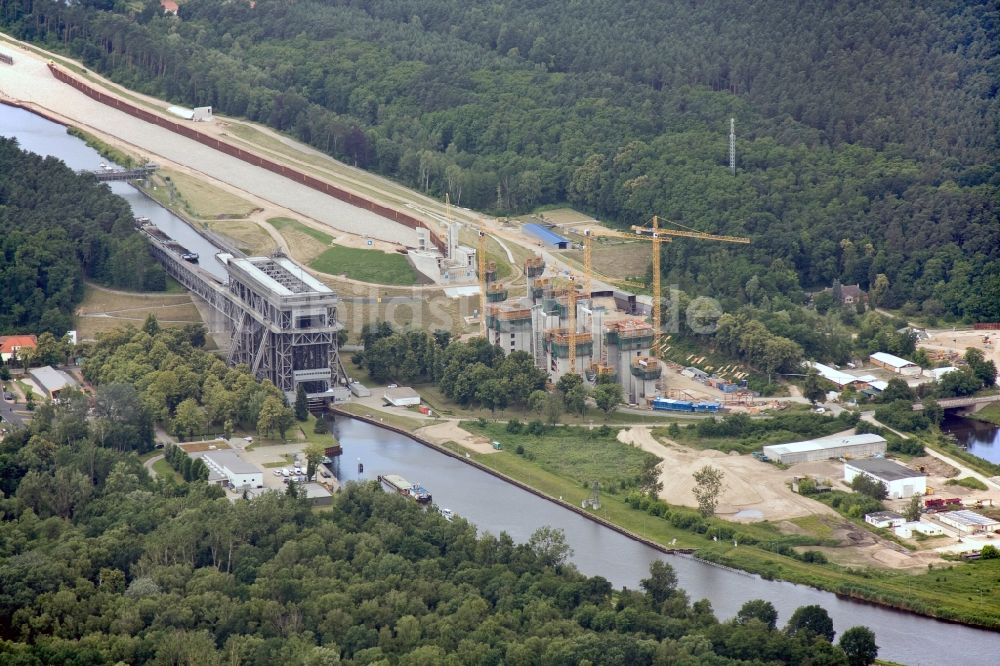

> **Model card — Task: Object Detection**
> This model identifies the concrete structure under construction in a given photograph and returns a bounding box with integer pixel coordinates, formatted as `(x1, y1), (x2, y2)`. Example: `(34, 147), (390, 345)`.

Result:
(484, 254), (661, 400)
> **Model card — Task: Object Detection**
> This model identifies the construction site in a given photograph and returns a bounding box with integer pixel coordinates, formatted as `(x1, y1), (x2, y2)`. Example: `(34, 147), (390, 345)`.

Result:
(481, 217), (751, 405)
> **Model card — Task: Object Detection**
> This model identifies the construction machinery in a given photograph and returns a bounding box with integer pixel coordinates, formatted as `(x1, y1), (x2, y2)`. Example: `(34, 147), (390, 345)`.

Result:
(627, 216), (750, 354)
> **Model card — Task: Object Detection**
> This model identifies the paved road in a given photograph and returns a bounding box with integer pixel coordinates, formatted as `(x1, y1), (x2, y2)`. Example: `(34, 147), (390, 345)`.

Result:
(0, 397), (26, 429)
(143, 454), (164, 479)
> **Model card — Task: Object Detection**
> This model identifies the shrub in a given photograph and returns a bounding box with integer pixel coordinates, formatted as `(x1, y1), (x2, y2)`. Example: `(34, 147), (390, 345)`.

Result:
(515, 444), (525, 455)
(506, 419), (523, 434)
(526, 420), (546, 436)
(980, 545), (999, 560)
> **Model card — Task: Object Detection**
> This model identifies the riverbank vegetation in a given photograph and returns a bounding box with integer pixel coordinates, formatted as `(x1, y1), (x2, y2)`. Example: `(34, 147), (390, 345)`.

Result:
(3, 1), (996, 325)
(66, 125), (137, 168)
(0, 137), (167, 335)
(459, 434), (1000, 629)
(657, 410), (860, 454)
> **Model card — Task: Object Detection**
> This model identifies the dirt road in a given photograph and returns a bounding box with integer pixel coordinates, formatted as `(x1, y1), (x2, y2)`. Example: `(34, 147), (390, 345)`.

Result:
(617, 427), (838, 521)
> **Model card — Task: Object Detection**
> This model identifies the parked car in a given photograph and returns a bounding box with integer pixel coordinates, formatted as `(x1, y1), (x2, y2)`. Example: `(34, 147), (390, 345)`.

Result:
(3, 392), (14, 401)
(387, 383), (398, 389)
(273, 470), (281, 476)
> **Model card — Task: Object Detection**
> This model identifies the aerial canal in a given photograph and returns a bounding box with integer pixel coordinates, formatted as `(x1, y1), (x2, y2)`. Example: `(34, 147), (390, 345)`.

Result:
(332, 416), (1000, 666)
(5, 100), (1000, 665)
(0, 103), (227, 280)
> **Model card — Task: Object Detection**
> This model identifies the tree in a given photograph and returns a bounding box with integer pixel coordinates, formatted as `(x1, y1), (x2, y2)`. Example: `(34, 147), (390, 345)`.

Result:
(556, 373), (583, 395)
(544, 392), (564, 426)
(564, 384), (589, 417)
(528, 390), (548, 415)
(304, 441), (326, 479)
(257, 396), (294, 440)
(839, 626), (878, 665)
(981, 544), (999, 560)
(786, 604), (836, 642)
(640, 560), (678, 606)
(869, 274), (890, 307)
(294, 384), (309, 421)
(736, 599), (778, 630)
(903, 495), (922, 522)
(692, 465), (725, 517)
(314, 417), (329, 434)
(527, 526), (573, 568)
(143, 313), (161, 336)
(803, 368), (826, 405)
(921, 398), (943, 426)
(850, 474), (888, 500)
(592, 383), (622, 417)
(964, 348), (997, 388)
(173, 398), (207, 441)
(638, 458), (663, 497)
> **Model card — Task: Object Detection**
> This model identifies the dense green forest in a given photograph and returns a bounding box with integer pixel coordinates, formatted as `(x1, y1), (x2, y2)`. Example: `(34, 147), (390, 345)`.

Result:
(0, 137), (165, 336)
(2, 0), (996, 321)
(0, 323), (877, 664)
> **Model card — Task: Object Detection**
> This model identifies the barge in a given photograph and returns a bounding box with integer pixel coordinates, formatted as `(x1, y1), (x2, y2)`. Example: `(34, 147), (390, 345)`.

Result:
(378, 474), (432, 504)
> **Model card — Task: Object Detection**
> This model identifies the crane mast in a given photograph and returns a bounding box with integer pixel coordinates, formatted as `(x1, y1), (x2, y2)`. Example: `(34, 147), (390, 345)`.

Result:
(628, 216), (750, 355)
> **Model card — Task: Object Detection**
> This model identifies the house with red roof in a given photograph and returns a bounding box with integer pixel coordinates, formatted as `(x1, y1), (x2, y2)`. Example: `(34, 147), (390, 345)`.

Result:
(0, 335), (37, 363)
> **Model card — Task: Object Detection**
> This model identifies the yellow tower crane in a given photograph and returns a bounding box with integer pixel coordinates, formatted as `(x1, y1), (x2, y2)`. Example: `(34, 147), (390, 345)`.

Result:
(628, 216), (750, 355)
(478, 229), (488, 338)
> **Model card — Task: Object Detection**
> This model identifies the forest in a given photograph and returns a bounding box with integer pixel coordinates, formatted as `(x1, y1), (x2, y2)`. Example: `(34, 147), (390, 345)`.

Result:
(0, 324), (879, 664)
(0, 137), (166, 336)
(1, 0), (996, 321)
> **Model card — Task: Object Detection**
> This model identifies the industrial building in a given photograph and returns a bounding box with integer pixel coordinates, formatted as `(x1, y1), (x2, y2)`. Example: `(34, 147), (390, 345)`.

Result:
(522, 223), (570, 249)
(844, 458), (926, 499)
(28, 366), (78, 401)
(384, 386), (421, 407)
(762, 433), (887, 465)
(937, 510), (1000, 535)
(869, 352), (921, 376)
(865, 511), (906, 529)
(203, 450), (264, 490)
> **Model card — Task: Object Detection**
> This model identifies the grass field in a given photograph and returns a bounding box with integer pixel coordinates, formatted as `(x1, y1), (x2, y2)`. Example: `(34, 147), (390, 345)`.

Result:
(148, 169), (258, 219)
(75, 283), (204, 341)
(310, 245), (419, 285)
(266, 217), (420, 285)
(336, 402), (439, 431)
(151, 458), (182, 483)
(969, 401), (1000, 425)
(208, 219), (276, 256)
(465, 422), (656, 490)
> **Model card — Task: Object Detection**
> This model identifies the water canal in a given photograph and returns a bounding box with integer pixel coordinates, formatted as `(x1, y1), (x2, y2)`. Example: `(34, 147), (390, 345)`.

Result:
(332, 416), (1000, 665)
(1, 103), (227, 280)
(943, 413), (1000, 465)
(4, 100), (999, 664)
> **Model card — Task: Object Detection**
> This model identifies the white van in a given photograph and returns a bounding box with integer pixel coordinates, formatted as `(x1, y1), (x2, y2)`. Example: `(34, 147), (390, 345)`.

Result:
(282, 468), (290, 477)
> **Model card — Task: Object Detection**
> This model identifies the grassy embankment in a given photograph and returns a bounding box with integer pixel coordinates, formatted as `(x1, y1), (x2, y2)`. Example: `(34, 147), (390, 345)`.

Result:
(926, 432), (1000, 478)
(67, 126), (137, 168)
(364, 413), (1000, 628)
(266, 217), (420, 285)
(151, 458), (182, 483)
(75, 283), (204, 341)
(968, 401), (1000, 426)
(416, 385), (689, 426)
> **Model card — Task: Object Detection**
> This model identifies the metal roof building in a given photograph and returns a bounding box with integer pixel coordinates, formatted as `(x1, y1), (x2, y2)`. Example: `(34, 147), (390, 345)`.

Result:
(870, 352), (921, 376)
(937, 510), (1000, 534)
(523, 223), (570, 249)
(844, 458), (926, 499)
(28, 366), (78, 400)
(762, 433), (887, 465)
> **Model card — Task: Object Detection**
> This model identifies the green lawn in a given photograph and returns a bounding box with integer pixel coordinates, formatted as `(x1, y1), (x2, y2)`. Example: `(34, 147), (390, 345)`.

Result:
(267, 216), (333, 244)
(310, 245), (419, 285)
(336, 402), (439, 431)
(266, 216), (420, 284)
(464, 422), (656, 490)
(969, 401), (1000, 425)
(151, 458), (182, 483)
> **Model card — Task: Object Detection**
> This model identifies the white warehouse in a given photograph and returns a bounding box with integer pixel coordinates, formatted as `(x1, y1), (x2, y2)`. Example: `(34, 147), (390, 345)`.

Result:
(844, 458), (926, 499)
(203, 450), (264, 489)
(762, 433), (887, 465)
